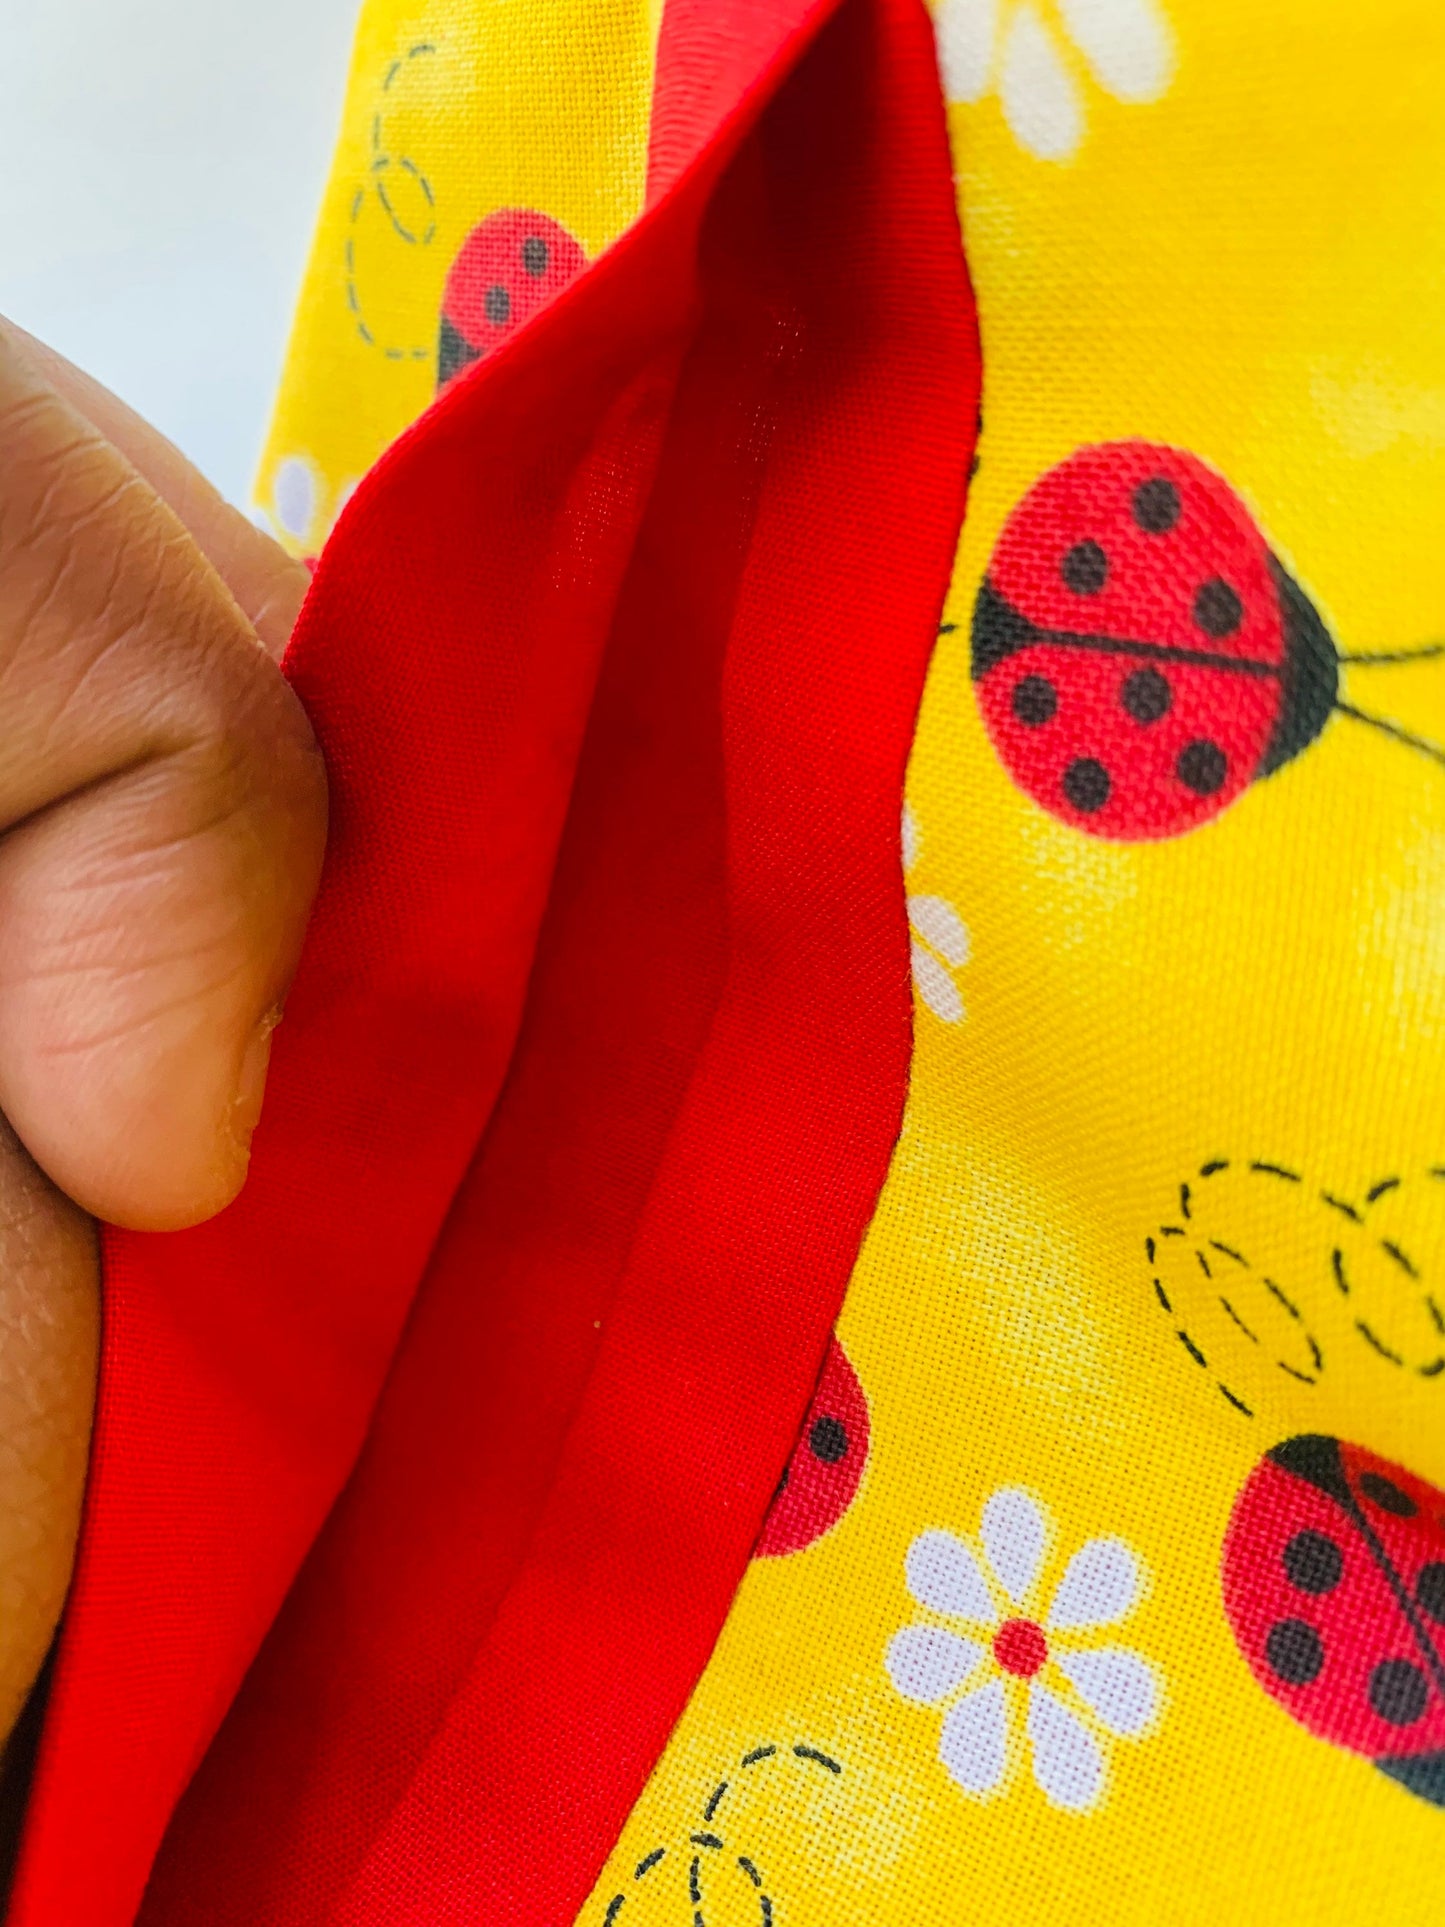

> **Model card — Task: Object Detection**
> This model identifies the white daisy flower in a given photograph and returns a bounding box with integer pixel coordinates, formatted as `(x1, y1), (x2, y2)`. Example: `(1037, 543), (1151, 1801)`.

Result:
(903, 803), (970, 1026)
(885, 1487), (1160, 1810)
(934, 0), (1175, 162)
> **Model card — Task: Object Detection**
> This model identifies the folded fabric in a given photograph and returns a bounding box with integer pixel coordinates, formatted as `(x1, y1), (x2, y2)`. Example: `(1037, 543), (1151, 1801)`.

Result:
(11, 0), (1445, 1922)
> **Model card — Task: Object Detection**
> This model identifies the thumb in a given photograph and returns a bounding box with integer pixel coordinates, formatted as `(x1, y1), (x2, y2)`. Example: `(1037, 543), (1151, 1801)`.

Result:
(0, 333), (327, 1230)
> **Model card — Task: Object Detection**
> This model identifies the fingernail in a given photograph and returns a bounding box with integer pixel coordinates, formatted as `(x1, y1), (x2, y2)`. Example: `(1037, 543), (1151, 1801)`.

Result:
(231, 1009), (280, 1153)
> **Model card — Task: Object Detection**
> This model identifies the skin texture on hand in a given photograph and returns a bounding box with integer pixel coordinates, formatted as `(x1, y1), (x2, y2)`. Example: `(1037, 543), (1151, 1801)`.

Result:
(0, 320), (326, 1751)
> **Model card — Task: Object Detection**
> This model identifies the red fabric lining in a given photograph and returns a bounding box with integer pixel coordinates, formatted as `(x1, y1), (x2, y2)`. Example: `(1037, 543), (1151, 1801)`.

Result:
(11, 0), (978, 1919)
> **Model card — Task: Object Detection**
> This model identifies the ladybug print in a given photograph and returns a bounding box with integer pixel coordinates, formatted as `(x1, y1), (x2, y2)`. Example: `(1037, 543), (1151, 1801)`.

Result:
(1223, 1434), (1445, 1806)
(756, 1336), (870, 1558)
(437, 209), (587, 390)
(971, 441), (1444, 839)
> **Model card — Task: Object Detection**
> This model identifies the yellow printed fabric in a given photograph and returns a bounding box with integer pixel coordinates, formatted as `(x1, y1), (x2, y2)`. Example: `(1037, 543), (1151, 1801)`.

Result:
(256, 0), (659, 558)
(262, 0), (1445, 1920)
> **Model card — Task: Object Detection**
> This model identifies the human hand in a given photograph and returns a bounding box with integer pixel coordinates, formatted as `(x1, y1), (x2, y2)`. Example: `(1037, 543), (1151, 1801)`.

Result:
(0, 320), (326, 1750)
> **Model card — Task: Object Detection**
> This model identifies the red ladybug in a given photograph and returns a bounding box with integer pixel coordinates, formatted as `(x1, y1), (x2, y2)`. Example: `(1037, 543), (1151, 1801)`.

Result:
(437, 209), (587, 390)
(970, 442), (1444, 840)
(756, 1337), (870, 1558)
(1223, 1433), (1445, 1805)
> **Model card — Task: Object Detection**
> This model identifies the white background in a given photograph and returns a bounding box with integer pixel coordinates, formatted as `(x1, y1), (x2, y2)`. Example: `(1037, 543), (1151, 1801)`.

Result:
(0, 0), (361, 505)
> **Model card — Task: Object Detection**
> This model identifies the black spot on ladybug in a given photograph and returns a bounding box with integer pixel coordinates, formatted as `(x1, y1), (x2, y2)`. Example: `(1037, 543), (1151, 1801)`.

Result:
(1062, 758), (1110, 813)
(521, 235), (549, 276)
(1370, 1658), (1430, 1727)
(1121, 668), (1171, 725)
(1283, 1530), (1344, 1596)
(1132, 476), (1180, 534)
(1418, 1563), (1445, 1625)
(809, 1416), (848, 1464)
(1012, 675), (1058, 727)
(1194, 578), (1244, 638)
(1360, 1472), (1418, 1518)
(484, 283), (511, 326)
(1177, 739), (1228, 796)
(1061, 541), (1108, 596)
(1266, 1618), (1324, 1686)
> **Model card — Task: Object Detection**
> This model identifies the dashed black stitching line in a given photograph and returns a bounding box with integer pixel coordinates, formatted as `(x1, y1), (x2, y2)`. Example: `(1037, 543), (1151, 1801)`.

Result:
(1278, 1361), (1317, 1386)
(1177, 1329), (1208, 1368)
(1307, 1334), (1324, 1373)
(1220, 1297), (1259, 1343)
(605, 1898), (624, 1922)
(1357, 1320), (1405, 1366)
(761, 1901), (774, 1924)
(1251, 1162), (1301, 1182)
(1382, 1239), (1419, 1279)
(741, 1746), (776, 1768)
(1200, 1159), (1230, 1177)
(634, 1848), (664, 1879)
(1332, 1249), (1351, 1296)
(401, 155), (435, 203)
(793, 1745), (842, 1774)
(1145, 1236), (1156, 1264)
(1195, 1249), (1213, 1280)
(349, 44), (440, 356)
(703, 1782), (728, 1822)
(1422, 1357), (1445, 1378)
(689, 1855), (702, 1906)
(1368, 1176), (1403, 1203)
(1210, 1240), (1248, 1266)
(1430, 1296), (1445, 1338)
(691, 1833), (723, 1850)
(738, 1858), (763, 1888)
(1321, 1192), (1361, 1222)
(1219, 1383), (1254, 1415)
(1265, 1277), (1302, 1321)
(1153, 1278), (1172, 1313)
(1180, 1182), (1192, 1220)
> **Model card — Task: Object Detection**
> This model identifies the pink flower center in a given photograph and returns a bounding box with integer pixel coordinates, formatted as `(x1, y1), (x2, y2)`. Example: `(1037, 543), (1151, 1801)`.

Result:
(993, 1617), (1048, 1678)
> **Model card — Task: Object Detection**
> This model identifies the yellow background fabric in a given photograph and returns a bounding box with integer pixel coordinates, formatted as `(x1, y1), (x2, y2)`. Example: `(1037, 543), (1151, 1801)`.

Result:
(260, 0), (1445, 1917)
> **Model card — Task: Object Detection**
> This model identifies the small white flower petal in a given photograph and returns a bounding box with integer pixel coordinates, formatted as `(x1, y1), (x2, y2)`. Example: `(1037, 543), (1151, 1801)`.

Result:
(272, 454), (317, 541)
(912, 943), (965, 1024)
(980, 1486), (1048, 1603)
(1028, 1680), (1106, 1810)
(939, 1678), (1009, 1794)
(1056, 0), (1174, 102)
(1000, 3), (1084, 161)
(902, 802), (921, 874)
(933, 0), (998, 104)
(1047, 1536), (1142, 1630)
(908, 894), (971, 968)
(1055, 1646), (1159, 1737)
(905, 1528), (996, 1621)
(885, 1624), (986, 1704)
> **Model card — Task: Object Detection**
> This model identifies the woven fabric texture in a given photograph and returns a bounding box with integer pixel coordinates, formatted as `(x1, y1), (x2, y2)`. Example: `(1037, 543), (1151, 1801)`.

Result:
(15, 0), (1445, 1922)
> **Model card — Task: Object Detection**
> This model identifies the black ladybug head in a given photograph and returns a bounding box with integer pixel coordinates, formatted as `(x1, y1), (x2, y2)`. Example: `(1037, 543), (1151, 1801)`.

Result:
(1261, 559), (1338, 776)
